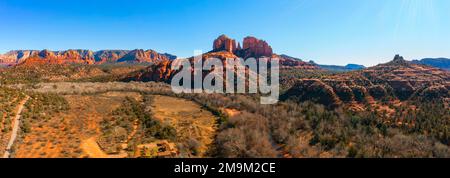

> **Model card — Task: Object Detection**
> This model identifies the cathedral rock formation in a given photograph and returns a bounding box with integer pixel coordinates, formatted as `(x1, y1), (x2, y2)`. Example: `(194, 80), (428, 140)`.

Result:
(241, 36), (273, 58)
(212, 35), (273, 59)
(213, 35), (238, 53)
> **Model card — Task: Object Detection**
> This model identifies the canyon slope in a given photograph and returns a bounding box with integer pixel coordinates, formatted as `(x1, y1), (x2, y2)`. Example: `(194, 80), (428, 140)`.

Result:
(282, 55), (450, 108)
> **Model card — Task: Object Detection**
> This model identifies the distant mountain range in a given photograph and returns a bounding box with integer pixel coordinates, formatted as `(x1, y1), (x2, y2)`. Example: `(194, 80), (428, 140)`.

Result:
(312, 62), (366, 72)
(1, 37), (448, 73)
(0, 49), (177, 65)
(312, 58), (450, 72)
(412, 58), (450, 70)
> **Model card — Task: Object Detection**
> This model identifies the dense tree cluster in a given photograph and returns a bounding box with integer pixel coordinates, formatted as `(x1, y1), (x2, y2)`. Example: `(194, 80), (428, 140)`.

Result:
(99, 96), (176, 154)
(170, 92), (450, 158)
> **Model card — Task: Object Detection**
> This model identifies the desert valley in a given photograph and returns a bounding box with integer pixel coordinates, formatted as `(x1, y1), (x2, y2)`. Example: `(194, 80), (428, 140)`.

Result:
(0, 35), (449, 158)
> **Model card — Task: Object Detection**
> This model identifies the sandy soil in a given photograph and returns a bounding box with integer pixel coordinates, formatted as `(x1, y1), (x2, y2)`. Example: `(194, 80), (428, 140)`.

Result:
(14, 92), (141, 158)
(150, 95), (217, 157)
(80, 137), (127, 158)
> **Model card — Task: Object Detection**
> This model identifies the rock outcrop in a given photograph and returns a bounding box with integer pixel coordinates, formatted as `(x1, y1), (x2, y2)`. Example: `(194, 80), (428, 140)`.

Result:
(212, 35), (273, 59)
(213, 35), (238, 53)
(211, 35), (316, 69)
(0, 50), (40, 63)
(124, 60), (175, 82)
(241, 36), (273, 58)
(94, 50), (129, 63)
(23, 49), (95, 65)
(116, 49), (174, 63)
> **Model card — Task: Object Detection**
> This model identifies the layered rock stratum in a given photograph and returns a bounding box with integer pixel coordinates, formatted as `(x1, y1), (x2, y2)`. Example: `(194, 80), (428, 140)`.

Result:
(0, 49), (176, 65)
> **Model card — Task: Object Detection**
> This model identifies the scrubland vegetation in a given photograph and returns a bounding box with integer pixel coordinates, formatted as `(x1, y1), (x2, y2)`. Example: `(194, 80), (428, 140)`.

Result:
(0, 87), (26, 153)
(21, 92), (69, 134)
(0, 63), (147, 84)
(280, 69), (337, 91)
(0, 87), (25, 132)
(10, 80), (449, 158)
(99, 96), (176, 154)
(184, 93), (449, 158)
(1, 63), (448, 158)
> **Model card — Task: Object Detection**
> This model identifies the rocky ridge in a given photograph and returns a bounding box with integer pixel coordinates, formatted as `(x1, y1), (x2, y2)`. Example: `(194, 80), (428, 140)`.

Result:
(282, 55), (450, 107)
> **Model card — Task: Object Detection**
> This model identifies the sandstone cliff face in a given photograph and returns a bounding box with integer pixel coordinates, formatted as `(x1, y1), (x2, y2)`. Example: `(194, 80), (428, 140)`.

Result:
(1, 49), (176, 65)
(241, 36), (273, 58)
(117, 49), (173, 63)
(213, 35), (238, 53)
(124, 60), (174, 82)
(0, 50), (40, 63)
(22, 49), (96, 65)
(283, 55), (450, 107)
(94, 50), (129, 63)
(212, 35), (273, 58)
(211, 35), (316, 69)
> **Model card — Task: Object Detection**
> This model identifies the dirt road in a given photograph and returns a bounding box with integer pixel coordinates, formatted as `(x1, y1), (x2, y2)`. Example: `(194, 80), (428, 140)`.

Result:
(3, 95), (29, 158)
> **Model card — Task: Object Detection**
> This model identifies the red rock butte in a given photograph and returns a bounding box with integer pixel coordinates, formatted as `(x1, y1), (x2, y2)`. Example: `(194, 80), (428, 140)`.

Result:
(213, 35), (238, 53)
(242, 36), (273, 58)
(212, 35), (273, 59)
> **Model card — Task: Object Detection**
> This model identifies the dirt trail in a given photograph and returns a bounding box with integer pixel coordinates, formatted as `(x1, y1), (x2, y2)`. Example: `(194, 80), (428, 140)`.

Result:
(223, 108), (241, 117)
(80, 92), (142, 158)
(81, 119), (138, 158)
(80, 137), (127, 158)
(15, 92), (139, 158)
(0, 114), (5, 131)
(3, 95), (29, 158)
(127, 120), (139, 142)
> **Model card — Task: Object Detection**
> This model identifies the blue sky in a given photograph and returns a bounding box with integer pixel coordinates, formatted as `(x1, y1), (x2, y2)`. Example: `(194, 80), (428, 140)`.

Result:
(0, 0), (449, 66)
